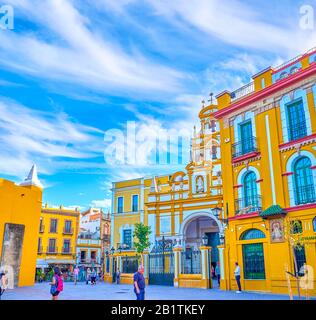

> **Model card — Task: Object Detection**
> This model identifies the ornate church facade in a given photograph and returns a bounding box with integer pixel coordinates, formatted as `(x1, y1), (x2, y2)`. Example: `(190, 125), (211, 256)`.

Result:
(107, 48), (316, 295)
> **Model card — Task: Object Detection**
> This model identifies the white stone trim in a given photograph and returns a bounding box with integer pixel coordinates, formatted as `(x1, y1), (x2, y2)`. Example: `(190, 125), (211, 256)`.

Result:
(265, 115), (276, 204)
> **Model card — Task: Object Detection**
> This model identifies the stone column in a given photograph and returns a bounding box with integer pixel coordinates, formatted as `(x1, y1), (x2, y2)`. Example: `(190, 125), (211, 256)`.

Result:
(143, 251), (149, 284)
(217, 245), (227, 290)
(173, 245), (182, 287)
(200, 246), (212, 289)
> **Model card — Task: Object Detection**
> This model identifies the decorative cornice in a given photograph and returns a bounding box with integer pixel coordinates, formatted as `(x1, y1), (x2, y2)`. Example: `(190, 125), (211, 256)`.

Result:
(279, 133), (316, 152)
(214, 64), (316, 120)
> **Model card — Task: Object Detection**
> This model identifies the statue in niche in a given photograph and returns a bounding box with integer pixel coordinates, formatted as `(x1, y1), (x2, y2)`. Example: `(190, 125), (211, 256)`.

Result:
(196, 175), (204, 193)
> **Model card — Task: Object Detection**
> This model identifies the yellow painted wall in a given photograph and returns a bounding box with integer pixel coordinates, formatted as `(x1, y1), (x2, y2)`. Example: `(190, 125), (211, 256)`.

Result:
(38, 206), (80, 264)
(218, 52), (316, 295)
(0, 179), (42, 287)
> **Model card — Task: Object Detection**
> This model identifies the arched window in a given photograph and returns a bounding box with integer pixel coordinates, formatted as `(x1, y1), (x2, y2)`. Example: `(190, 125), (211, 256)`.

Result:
(313, 217), (316, 232)
(243, 171), (260, 211)
(280, 71), (288, 80)
(290, 66), (299, 74)
(240, 229), (266, 240)
(293, 157), (315, 205)
(291, 220), (303, 234)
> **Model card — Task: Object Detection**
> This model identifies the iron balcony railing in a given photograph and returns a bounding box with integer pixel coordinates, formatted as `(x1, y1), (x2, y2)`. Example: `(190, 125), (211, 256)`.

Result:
(62, 247), (73, 254)
(47, 246), (58, 254)
(79, 258), (101, 265)
(230, 82), (255, 101)
(295, 185), (316, 206)
(235, 195), (262, 215)
(232, 136), (258, 159)
(116, 243), (134, 251)
(63, 227), (74, 235)
(288, 122), (307, 142)
(102, 234), (110, 241)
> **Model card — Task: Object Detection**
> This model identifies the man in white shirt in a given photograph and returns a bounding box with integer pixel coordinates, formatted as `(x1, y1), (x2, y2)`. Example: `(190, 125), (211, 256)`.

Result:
(234, 262), (242, 293)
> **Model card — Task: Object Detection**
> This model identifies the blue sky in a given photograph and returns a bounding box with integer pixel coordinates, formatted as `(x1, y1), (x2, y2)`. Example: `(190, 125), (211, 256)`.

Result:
(0, 0), (315, 211)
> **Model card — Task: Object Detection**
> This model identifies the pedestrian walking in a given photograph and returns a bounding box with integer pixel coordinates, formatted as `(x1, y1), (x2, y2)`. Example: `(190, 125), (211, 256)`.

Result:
(91, 268), (97, 285)
(73, 266), (79, 285)
(86, 267), (91, 285)
(133, 265), (145, 300)
(234, 262), (242, 293)
(116, 268), (121, 284)
(0, 271), (7, 300)
(215, 263), (220, 286)
(50, 267), (64, 300)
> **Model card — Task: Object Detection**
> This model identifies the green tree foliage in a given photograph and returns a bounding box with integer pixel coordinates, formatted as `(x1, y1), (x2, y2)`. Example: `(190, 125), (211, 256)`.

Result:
(133, 223), (151, 263)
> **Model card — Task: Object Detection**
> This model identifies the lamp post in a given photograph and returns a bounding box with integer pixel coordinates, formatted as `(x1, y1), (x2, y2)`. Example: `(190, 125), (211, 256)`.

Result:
(202, 234), (209, 246)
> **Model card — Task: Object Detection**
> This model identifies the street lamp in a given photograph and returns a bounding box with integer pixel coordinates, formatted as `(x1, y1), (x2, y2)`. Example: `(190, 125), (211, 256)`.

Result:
(202, 234), (208, 246)
(211, 206), (222, 218)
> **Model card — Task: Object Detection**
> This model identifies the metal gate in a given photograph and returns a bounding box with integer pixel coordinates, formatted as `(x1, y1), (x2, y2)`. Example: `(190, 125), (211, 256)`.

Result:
(149, 238), (174, 286)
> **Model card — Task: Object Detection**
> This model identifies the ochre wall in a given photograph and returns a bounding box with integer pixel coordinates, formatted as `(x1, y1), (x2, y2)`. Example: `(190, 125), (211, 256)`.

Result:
(0, 179), (42, 287)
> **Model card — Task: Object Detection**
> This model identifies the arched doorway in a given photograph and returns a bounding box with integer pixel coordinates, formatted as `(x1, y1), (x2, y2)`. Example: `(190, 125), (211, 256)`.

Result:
(180, 212), (223, 287)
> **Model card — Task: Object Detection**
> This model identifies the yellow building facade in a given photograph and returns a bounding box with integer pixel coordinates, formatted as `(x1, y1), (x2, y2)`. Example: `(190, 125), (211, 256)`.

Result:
(215, 47), (316, 295)
(37, 204), (80, 277)
(109, 48), (316, 296)
(0, 166), (42, 287)
(109, 104), (223, 288)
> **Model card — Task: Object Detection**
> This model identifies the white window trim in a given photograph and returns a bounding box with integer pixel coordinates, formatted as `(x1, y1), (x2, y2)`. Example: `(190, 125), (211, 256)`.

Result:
(131, 194), (139, 213)
(117, 196), (124, 214)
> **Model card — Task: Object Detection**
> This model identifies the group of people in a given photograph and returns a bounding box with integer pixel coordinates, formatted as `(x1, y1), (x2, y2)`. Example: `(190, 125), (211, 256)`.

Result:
(73, 266), (100, 285)
(85, 267), (98, 285)
(2, 262), (242, 301)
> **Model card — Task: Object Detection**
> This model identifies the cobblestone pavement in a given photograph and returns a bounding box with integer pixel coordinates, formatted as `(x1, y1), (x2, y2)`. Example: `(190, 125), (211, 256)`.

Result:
(1, 281), (306, 300)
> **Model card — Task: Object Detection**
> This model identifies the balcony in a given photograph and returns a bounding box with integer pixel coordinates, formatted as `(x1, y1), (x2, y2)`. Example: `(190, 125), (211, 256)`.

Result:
(295, 185), (316, 206)
(230, 82), (255, 102)
(102, 234), (110, 242)
(39, 225), (45, 233)
(235, 195), (262, 215)
(63, 227), (74, 235)
(47, 246), (58, 254)
(116, 243), (134, 251)
(62, 247), (73, 255)
(232, 136), (259, 159)
(77, 239), (102, 246)
(79, 258), (101, 265)
(288, 122), (307, 142)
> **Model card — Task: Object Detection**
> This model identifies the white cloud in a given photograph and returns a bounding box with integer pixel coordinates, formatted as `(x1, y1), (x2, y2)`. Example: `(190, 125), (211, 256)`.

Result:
(0, 98), (103, 177)
(90, 198), (111, 210)
(146, 0), (315, 54)
(0, 0), (185, 97)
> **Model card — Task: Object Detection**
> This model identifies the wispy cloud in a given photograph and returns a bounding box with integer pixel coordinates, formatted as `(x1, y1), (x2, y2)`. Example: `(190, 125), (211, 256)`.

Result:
(1, 0), (186, 98)
(0, 98), (103, 177)
(146, 0), (314, 54)
(90, 198), (111, 210)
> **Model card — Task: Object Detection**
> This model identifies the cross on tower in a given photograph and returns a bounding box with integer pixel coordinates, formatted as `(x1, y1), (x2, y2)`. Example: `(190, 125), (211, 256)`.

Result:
(208, 92), (214, 104)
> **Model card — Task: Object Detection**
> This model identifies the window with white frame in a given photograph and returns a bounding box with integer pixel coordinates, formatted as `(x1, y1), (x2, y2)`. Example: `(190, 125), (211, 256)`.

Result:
(117, 196), (123, 213)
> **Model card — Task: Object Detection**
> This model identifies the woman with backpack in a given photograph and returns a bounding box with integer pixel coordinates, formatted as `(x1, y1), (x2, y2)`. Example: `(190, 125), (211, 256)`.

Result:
(50, 267), (63, 300)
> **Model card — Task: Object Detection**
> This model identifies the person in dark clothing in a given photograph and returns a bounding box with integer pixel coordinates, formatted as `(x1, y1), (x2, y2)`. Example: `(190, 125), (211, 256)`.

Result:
(133, 265), (145, 300)
(0, 271), (7, 300)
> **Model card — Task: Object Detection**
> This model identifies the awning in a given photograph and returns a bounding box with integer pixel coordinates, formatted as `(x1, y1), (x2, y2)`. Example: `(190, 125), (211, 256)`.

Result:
(259, 205), (287, 219)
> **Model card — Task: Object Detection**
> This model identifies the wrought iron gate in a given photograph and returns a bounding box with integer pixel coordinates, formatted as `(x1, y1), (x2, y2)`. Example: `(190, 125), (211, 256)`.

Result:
(149, 238), (174, 286)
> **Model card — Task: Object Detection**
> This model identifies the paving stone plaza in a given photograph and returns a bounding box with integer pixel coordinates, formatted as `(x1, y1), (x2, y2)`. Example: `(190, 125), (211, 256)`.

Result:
(1, 282), (301, 300)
